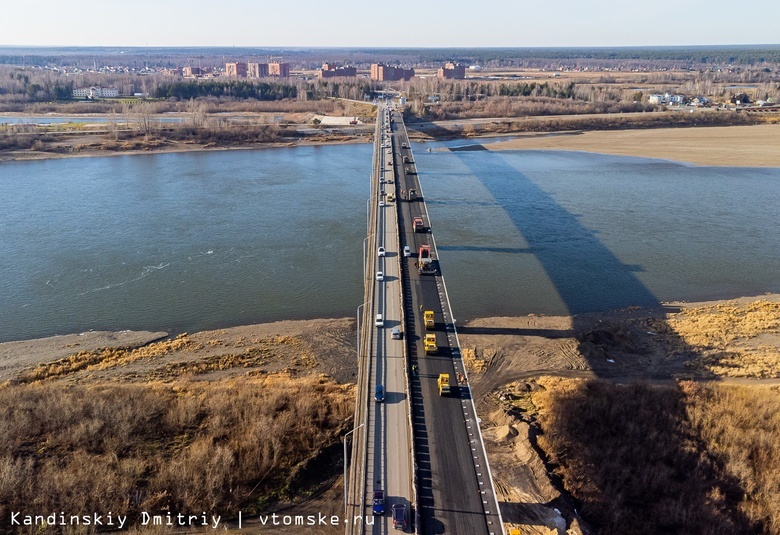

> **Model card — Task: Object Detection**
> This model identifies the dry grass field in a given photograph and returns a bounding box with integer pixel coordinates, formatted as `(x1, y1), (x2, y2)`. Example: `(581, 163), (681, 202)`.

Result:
(523, 377), (780, 535)
(0, 319), (358, 533)
(0, 375), (354, 533)
(463, 295), (780, 534)
(3, 296), (780, 534)
(661, 300), (780, 377)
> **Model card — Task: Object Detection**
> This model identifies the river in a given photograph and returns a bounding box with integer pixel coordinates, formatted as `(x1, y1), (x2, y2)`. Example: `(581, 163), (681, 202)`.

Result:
(1, 141), (778, 342)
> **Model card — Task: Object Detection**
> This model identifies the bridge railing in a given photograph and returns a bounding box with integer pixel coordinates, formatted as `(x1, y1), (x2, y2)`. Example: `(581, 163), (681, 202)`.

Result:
(346, 108), (381, 535)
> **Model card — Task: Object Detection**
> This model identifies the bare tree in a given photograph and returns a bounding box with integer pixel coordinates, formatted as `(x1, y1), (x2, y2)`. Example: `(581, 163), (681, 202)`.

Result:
(132, 102), (156, 137)
(186, 99), (208, 128)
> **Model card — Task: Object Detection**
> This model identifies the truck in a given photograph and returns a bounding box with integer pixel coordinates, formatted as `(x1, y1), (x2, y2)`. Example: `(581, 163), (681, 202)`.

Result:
(418, 244), (435, 274)
(424, 333), (437, 354)
(413, 216), (424, 232)
(438, 373), (451, 396)
(424, 309), (435, 329)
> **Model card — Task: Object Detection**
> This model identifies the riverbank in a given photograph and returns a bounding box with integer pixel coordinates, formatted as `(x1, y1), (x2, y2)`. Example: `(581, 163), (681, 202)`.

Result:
(0, 131), (371, 163)
(3, 293), (779, 385)
(3, 294), (780, 534)
(3, 115), (780, 167)
(484, 123), (780, 167)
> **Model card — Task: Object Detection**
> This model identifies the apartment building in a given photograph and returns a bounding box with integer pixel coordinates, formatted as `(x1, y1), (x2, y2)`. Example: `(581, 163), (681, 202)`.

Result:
(319, 63), (357, 78)
(269, 62), (290, 77)
(248, 62), (269, 78)
(225, 62), (248, 77)
(437, 62), (466, 80)
(370, 63), (414, 81)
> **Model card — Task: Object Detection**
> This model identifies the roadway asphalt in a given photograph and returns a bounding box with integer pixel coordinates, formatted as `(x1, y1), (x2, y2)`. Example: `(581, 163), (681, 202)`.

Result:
(391, 110), (502, 535)
(364, 106), (414, 534)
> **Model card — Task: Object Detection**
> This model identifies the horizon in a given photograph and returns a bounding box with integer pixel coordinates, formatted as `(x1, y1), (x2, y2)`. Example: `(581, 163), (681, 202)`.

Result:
(2, 44), (780, 51)
(3, 0), (780, 49)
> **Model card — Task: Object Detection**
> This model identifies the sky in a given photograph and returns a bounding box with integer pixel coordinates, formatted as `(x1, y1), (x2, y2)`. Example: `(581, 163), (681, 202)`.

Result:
(1, 0), (778, 48)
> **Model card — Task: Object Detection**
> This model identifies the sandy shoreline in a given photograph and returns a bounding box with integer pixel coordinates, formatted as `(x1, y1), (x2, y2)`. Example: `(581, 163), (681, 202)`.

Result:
(3, 293), (778, 383)
(2, 122), (779, 167)
(485, 124), (780, 167)
(0, 134), (370, 163)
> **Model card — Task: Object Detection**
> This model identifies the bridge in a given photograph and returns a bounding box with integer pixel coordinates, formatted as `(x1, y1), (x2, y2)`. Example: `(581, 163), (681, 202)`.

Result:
(345, 105), (504, 534)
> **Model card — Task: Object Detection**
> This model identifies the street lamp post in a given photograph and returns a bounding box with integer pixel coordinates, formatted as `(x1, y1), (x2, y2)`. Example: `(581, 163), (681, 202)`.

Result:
(343, 422), (365, 513)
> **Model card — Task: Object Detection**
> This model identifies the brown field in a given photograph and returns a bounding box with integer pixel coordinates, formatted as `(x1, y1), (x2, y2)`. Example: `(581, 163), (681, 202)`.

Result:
(661, 299), (780, 377)
(515, 378), (780, 535)
(486, 123), (780, 167)
(3, 295), (780, 533)
(0, 376), (354, 534)
(0, 318), (358, 534)
(462, 295), (780, 534)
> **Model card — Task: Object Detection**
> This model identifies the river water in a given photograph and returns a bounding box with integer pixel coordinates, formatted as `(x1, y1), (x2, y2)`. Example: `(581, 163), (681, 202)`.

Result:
(1, 141), (779, 342)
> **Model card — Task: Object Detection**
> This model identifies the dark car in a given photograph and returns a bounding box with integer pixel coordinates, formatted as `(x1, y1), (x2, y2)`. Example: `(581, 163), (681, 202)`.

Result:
(372, 490), (385, 515)
(391, 503), (408, 530)
(374, 384), (385, 403)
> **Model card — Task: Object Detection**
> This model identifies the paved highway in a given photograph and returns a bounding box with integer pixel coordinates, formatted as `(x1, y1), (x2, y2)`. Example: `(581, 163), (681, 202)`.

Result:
(389, 110), (504, 535)
(364, 106), (414, 534)
(348, 105), (502, 535)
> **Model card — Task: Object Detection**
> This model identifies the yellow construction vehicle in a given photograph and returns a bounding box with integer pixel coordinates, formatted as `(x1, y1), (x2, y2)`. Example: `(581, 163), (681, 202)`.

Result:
(424, 334), (437, 355)
(437, 373), (451, 396)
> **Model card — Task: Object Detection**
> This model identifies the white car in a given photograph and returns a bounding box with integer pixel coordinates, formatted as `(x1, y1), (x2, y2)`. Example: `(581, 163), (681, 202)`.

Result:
(376, 271), (384, 281)
(379, 201), (385, 207)
(378, 247), (386, 257)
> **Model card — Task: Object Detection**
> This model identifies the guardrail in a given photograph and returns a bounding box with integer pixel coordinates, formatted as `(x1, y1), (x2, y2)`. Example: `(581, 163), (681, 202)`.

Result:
(346, 108), (381, 535)
(359, 110), (382, 532)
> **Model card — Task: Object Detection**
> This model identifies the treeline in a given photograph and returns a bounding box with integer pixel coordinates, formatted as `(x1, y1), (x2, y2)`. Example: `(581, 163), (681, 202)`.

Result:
(405, 79), (579, 102)
(0, 68), (74, 101)
(369, 45), (780, 67)
(4, 45), (780, 69)
(302, 79), (377, 101)
(412, 96), (653, 121)
(0, 66), (164, 104)
(497, 81), (576, 98)
(154, 80), (297, 101)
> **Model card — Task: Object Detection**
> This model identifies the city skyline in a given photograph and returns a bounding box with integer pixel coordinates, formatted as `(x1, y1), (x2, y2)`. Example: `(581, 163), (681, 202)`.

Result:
(2, 0), (779, 49)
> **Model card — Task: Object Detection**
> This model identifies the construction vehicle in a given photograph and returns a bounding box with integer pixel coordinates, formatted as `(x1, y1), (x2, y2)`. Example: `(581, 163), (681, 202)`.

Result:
(413, 216), (424, 232)
(424, 310), (435, 329)
(418, 244), (435, 274)
(438, 373), (451, 396)
(424, 334), (437, 354)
